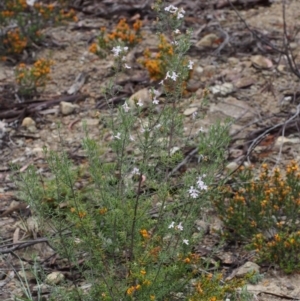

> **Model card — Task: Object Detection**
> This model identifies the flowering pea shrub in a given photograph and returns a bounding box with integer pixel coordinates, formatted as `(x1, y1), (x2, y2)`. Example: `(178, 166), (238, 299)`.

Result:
(15, 3), (249, 301)
(215, 161), (300, 273)
(15, 58), (53, 96)
(0, 0), (76, 58)
(88, 18), (142, 58)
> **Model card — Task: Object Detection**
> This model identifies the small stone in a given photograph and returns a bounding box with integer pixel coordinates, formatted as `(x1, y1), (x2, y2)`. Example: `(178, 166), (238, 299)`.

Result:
(227, 57), (239, 65)
(18, 270), (35, 281)
(226, 162), (239, 171)
(22, 117), (36, 128)
(60, 101), (79, 115)
(183, 107), (198, 116)
(210, 83), (234, 96)
(194, 220), (209, 234)
(234, 77), (254, 89)
(196, 33), (219, 48)
(33, 284), (51, 294)
(45, 271), (65, 285)
(235, 261), (260, 278)
(251, 55), (273, 69)
(128, 88), (151, 109)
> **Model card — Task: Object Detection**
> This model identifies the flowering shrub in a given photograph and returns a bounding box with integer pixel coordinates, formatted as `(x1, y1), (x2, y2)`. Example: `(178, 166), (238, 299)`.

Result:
(215, 161), (300, 273)
(15, 58), (53, 95)
(88, 18), (142, 58)
(14, 3), (250, 301)
(0, 0), (77, 58)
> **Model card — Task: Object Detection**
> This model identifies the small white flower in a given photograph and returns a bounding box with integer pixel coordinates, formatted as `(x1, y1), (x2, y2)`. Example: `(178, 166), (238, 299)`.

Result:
(168, 221), (175, 229)
(171, 40), (179, 46)
(132, 167), (140, 175)
(197, 176), (208, 191)
(188, 186), (199, 198)
(165, 71), (179, 81)
(176, 222), (183, 231)
(183, 239), (189, 245)
(164, 5), (178, 13)
(177, 8), (185, 19)
(26, 0), (35, 6)
(153, 98), (159, 105)
(174, 29), (181, 34)
(188, 60), (194, 70)
(114, 132), (121, 140)
(112, 46), (122, 57)
(124, 64), (131, 69)
(137, 99), (143, 107)
(122, 102), (130, 112)
(112, 46), (128, 57)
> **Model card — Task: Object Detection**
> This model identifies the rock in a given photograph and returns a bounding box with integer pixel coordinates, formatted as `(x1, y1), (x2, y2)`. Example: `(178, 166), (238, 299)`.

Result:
(0, 120), (6, 140)
(194, 220), (209, 234)
(196, 33), (219, 48)
(183, 107), (198, 116)
(227, 57), (239, 65)
(33, 284), (51, 294)
(275, 136), (300, 148)
(251, 55), (273, 69)
(234, 77), (255, 89)
(209, 97), (254, 122)
(128, 88), (151, 109)
(45, 271), (65, 285)
(210, 83), (234, 96)
(234, 261), (260, 278)
(18, 270), (35, 281)
(60, 101), (79, 115)
(202, 65), (217, 79)
(22, 117), (36, 128)
(226, 162), (239, 171)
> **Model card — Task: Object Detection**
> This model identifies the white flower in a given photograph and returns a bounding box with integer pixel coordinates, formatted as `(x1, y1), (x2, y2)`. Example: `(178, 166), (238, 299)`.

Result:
(176, 222), (183, 231)
(26, 0), (35, 6)
(165, 71), (179, 81)
(168, 221), (175, 229)
(171, 40), (179, 46)
(114, 132), (121, 140)
(153, 98), (159, 105)
(197, 176), (208, 191)
(112, 46), (122, 57)
(188, 186), (199, 198)
(188, 60), (194, 70)
(183, 239), (189, 245)
(137, 99), (143, 107)
(177, 8), (185, 19)
(112, 46), (128, 57)
(122, 101), (130, 112)
(124, 64), (131, 69)
(132, 167), (140, 175)
(174, 29), (181, 34)
(164, 5), (178, 13)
